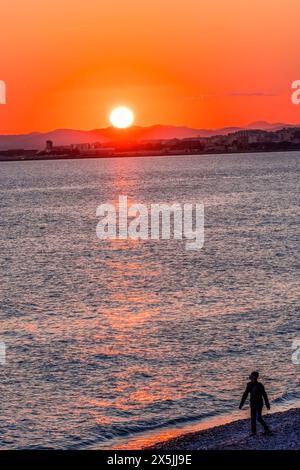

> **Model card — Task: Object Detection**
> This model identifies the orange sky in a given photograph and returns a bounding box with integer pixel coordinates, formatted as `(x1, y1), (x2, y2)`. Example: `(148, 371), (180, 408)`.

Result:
(0, 0), (300, 133)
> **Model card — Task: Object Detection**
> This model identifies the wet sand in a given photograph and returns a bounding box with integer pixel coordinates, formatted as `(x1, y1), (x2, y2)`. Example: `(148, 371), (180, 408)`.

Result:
(146, 408), (300, 450)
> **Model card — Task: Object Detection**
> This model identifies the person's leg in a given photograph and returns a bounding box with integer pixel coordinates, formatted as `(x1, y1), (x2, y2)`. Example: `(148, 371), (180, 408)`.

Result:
(257, 407), (270, 432)
(250, 407), (257, 434)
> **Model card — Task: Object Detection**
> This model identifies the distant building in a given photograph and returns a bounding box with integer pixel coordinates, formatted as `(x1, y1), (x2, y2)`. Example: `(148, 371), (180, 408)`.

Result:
(45, 140), (53, 152)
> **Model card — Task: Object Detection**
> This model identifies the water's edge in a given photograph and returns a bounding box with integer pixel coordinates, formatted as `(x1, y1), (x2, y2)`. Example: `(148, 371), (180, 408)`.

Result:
(93, 397), (300, 450)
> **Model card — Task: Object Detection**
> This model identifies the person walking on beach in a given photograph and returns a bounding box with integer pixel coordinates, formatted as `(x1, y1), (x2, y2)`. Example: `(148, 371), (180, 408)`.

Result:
(239, 371), (271, 436)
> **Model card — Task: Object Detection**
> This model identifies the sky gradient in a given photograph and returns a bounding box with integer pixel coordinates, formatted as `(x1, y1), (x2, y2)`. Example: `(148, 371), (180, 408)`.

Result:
(1, 0), (300, 133)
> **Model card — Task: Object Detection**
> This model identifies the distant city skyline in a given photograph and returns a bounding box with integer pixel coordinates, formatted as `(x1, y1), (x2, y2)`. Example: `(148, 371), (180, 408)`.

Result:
(2, 123), (300, 161)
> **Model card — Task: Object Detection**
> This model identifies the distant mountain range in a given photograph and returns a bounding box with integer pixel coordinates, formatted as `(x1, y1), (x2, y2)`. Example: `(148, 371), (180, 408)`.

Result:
(0, 121), (297, 150)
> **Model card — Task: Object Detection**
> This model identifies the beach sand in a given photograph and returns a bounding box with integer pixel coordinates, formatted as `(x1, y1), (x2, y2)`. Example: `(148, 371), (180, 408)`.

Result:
(146, 408), (300, 450)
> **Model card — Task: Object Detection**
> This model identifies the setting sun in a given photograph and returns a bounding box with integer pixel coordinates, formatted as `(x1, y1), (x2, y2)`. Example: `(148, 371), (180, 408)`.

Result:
(109, 106), (134, 129)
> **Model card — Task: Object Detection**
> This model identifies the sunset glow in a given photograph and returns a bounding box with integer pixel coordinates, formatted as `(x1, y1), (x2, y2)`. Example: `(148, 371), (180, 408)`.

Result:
(1, 0), (299, 453)
(0, 1), (300, 133)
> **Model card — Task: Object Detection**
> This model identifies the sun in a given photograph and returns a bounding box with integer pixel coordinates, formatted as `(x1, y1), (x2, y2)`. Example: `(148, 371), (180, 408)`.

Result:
(109, 106), (134, 129)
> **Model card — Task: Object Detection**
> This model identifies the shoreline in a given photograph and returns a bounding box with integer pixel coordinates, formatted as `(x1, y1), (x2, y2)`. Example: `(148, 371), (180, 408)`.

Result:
(1, 147), (300, 163)
(96, 399), (300, 450)
(144, 407), (300, 450)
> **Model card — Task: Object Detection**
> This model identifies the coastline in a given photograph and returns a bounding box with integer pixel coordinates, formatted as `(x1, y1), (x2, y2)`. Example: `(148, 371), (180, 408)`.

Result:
(1, 147), (300, 163)
(145, 408), (300, 450)
(95, 399), (300, 450)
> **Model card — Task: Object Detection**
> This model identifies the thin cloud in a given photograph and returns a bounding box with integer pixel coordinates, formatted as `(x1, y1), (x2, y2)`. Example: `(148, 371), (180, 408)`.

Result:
(228, 91), (278, 97)
(186, 91), (279, 101)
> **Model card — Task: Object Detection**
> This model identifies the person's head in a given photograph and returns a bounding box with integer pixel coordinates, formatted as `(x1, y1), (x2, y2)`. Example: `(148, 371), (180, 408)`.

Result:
(249, 371), (259, 382)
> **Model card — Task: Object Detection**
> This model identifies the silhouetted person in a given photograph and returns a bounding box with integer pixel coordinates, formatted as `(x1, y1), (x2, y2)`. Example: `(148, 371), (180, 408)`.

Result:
(239, 371), (271, 436)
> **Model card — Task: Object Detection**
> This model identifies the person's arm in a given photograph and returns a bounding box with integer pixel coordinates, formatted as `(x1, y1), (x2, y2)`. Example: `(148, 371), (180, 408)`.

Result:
(239, 384), (250, 409)
(261, 384), (270, 410)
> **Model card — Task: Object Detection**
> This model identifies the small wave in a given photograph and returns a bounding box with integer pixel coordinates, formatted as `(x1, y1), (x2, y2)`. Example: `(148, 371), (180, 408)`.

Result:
(272, 389), (300, 406)
(70, 411), (218, 450)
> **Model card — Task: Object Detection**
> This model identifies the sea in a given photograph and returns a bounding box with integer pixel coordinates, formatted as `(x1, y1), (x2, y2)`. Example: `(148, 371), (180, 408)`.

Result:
(0, 151), (299, 449)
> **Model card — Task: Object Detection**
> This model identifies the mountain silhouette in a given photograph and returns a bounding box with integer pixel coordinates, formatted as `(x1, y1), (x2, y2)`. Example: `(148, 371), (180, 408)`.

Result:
(0, 122), (296, 150)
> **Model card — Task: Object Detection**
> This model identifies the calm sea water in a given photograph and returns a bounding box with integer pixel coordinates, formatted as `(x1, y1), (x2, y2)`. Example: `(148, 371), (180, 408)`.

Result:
(0, 152), (299, 449)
